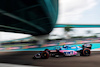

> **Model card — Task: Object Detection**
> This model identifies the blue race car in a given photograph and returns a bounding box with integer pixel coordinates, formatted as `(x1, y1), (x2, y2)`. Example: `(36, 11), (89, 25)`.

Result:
(33, 43), (92, 59)
(49, 43), (92, 57)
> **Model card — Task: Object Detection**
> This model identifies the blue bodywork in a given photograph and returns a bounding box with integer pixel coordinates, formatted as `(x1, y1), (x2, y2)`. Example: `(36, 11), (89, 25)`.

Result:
(53, 45), (83, 51)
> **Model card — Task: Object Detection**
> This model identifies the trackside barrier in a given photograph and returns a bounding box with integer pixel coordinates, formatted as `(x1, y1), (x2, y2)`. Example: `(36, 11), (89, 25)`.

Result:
(1, 38), (100, 51)
(0, 47), (5, 50)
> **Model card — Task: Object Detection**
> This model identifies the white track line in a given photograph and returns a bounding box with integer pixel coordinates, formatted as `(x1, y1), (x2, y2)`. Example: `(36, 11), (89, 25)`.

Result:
(0, 63), (40, 67)
(91, 49), (100, 51)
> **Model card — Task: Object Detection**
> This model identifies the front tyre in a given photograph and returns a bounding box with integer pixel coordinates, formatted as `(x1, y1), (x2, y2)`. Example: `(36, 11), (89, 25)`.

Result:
(41, 51), (49, 59)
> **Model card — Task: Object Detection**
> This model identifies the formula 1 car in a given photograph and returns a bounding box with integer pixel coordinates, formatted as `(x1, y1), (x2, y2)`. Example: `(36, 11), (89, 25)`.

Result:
(33, 43), (92, 59)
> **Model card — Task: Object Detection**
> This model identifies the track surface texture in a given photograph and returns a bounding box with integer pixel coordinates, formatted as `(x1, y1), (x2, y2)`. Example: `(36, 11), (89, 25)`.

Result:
(0, 51), (100, 67)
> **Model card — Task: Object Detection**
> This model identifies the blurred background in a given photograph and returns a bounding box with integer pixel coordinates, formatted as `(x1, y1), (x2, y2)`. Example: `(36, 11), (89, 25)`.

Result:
(0, 0), (100, 67)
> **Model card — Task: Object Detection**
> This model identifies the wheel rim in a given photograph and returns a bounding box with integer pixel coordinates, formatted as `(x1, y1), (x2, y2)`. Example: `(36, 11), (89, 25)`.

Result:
(41, 51), (49, 59)
(83, 49), (90, 56)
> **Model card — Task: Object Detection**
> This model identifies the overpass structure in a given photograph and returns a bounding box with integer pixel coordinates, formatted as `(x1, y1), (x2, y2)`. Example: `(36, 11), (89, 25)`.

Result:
(1, 23), (100, 43)
(55, 24), (100, 28)
(0, 0), (58, 36)
(1, 0), (100, 44)
(0, 37), (33, 43)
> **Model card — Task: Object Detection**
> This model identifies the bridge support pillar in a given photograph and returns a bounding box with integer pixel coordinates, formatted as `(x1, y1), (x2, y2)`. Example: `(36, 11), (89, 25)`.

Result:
(35, 34), (49, 47)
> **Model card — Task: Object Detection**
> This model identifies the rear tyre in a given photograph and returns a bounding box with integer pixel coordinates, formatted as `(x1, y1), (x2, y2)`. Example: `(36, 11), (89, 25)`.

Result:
(83, 48), (90, 56)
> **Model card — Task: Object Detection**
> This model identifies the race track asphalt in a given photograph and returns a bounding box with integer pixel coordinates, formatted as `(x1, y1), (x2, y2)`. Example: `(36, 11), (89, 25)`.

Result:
(0, 51), (100, 67)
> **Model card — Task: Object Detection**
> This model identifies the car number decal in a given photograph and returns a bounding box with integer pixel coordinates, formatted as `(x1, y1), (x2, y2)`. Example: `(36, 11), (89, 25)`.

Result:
(64, 51), (73, 55)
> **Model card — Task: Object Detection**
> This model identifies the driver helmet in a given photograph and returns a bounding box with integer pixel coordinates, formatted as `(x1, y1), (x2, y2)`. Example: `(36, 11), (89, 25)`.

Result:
(63, 45), (66, 48)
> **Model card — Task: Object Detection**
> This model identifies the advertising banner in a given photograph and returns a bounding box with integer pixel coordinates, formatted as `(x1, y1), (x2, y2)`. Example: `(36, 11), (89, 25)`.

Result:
(42, 44), (57, 47)
(23, 45), (38, 49)
(92, 40), (100, 43)
(6, 46), (22, 50)
(65, 42), (75, 44)
(0, 47), (5, 50)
